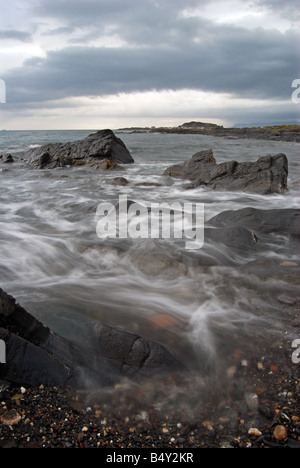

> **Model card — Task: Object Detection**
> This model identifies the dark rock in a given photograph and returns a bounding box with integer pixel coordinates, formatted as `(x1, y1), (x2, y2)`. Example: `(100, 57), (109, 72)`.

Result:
(163, 150), (288, 194)
(205, 226), (258, 252)
(164, 150), (216, 183)
(208, 208), (300, 238)
(0, 288), (183, 389)
(94, 323), (185, 375)
(22, 130), (134, 169)
(109, 177), (129, 186)
(0, 154), (14, 164)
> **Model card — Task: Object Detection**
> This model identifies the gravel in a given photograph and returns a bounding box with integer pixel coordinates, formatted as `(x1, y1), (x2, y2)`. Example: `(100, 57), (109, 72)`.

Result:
(0, 304), (299, 449)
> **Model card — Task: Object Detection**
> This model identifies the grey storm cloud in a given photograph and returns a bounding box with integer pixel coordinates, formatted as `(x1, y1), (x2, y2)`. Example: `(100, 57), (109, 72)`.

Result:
(255, 0), (300, 19)
(1, 0), (299, 115)
(4, 25), (298, 106)
(0, 29), (32, 42)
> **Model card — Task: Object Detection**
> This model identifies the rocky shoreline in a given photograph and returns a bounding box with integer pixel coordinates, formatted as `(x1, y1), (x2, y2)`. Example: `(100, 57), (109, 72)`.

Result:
(0, 300), (299, 448)
(0, 205), (299, 448)
(0, 130), (299, 448)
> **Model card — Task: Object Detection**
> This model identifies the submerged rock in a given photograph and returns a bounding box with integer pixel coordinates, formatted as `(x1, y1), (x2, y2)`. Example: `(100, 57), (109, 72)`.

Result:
(129, 254), (188, 278)
(109, 177), (129, 186)
(0, 288), (183, 389)
(163, 150), (288, 194)
(208, 208), (300, 238)
(22, 129), (134, 169)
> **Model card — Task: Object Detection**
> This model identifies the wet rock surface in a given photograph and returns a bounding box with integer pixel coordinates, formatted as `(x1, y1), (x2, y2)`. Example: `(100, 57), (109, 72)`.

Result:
(21, 130), (134, 169)
(163, 151), (288, 194)
(208, 207), (300, 238)
(0, 154), (14, 164)
(0, 288), (184, 389)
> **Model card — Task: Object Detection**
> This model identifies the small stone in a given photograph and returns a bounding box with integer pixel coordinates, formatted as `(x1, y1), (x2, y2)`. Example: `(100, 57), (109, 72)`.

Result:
(218, 417), (230, 425)
(226, 366), (237, 378)
(203, 421), (214, 431)
(280, 261), (297, 267)
(277, 295), (296, 306)
(0, 409), (22, 426)
(273, 425), (288, 441)
(220, 441), (234, 449)
(245, 393), (259, 412)
(248, 428), (262, 437)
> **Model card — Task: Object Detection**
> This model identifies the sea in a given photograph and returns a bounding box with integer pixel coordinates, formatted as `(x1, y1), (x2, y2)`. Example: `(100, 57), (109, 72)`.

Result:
(0, 129), (299, 375)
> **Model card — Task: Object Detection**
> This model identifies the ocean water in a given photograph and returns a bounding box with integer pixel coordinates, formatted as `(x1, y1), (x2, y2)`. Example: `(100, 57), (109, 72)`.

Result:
(0, 130), (299, 375)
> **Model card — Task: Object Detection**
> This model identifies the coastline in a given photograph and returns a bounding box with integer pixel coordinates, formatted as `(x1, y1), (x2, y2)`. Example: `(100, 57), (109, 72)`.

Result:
(0, 130), (299, 449)
(117, 124), (300, 143)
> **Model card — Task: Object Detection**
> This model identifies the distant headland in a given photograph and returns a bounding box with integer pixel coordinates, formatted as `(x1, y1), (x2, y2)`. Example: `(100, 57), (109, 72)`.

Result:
(117, 121), (300, 142)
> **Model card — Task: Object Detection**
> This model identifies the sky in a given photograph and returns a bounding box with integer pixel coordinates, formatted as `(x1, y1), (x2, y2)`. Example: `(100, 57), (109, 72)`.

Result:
(0, 0), (299, 130)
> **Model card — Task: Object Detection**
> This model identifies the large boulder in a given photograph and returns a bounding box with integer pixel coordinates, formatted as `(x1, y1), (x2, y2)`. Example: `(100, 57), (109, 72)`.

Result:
(163, 150), (288, 194)
(22, 129), (134, 169)
(0, 288), (183, 388)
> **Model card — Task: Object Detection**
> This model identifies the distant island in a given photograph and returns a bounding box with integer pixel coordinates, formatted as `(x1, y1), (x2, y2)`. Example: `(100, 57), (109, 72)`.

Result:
(117, 121), (300, 142)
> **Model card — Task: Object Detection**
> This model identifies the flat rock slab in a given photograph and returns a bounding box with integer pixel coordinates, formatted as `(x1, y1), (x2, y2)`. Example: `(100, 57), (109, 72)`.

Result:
(22, 129), (134, 169)
(163, 150), (288, 194)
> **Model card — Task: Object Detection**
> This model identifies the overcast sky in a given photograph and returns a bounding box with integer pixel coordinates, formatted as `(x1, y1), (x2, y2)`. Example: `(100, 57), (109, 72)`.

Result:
(0, 0), (299, 129)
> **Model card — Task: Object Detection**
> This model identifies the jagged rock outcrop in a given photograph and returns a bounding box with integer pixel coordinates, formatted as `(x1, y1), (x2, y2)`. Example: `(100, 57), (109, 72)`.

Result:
(0, 289), (183, 388)
(22, 129), (134, 169)
(163, 150), (288, 194)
